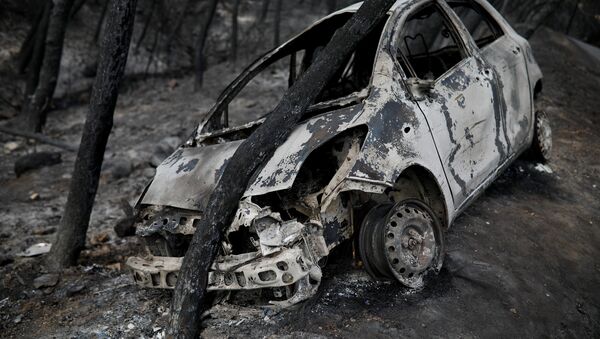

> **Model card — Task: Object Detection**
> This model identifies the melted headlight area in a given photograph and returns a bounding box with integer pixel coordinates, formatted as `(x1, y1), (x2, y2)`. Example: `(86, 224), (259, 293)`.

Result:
(126, 189), (353, 305)
(127, 134), (361, 306)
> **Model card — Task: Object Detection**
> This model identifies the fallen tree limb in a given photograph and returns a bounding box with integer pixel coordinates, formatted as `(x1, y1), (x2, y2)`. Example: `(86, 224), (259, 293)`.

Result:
(169, 0), (395, 337)
(0, 126), (77, 152)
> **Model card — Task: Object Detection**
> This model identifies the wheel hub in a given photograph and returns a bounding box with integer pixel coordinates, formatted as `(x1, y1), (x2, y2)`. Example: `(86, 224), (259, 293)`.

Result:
(359, 200), (444, 288)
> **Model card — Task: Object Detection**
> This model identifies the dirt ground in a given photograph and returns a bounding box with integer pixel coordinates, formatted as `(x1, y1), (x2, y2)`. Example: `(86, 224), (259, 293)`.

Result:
(0, 26), (599, 338)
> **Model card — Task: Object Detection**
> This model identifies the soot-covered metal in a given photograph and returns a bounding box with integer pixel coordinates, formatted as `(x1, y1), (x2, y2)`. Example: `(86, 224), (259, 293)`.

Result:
(127, 0), (550, 307)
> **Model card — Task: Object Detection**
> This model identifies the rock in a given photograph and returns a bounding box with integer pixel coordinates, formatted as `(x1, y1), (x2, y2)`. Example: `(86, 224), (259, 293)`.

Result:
(29, 192), (40, 200)
(13, 314), (22, 324)
(4, 141), (20, 153)
(92, 233), (110, 244)
(114, 217), (136, 237)
(14, 152), (62, 177)
(66, 283), (85, 297)
(0, 254), (14, 266)
(17, 242), (52, 257)
(33, 273), (59, 289)
(106, 157), (133, 179)
(31, 226), (56, 235)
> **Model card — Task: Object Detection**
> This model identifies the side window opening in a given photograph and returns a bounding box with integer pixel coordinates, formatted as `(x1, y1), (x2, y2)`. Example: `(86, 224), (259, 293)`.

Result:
(448, 1), (504, 49)
(396, 4), (466, 80)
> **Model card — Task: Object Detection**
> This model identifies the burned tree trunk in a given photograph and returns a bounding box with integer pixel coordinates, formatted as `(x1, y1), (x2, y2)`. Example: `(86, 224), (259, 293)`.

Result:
(259, 0), (270, 23)
(21, 1), (51, 103)
(273, 0), (282, 47)
(231, 0), (241, 64)
(193, 0), (219, 90)
(21, 0), (74, 133)
(134, 0), (157, 51)
(18, 2), (50, 74)
(169, 0), (395, 337)
(94, 0), (109, 44)
(47, 0), (137, 270)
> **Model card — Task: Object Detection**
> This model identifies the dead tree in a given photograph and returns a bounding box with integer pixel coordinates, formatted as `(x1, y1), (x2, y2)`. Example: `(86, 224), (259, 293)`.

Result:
(231, 0), (242, 64)
(94, 0), (109, 44)
(21, 0), (75, 133)
(168, 0), (395, 337)
(47, 0), (138, 270)
(134, 0), (157, 51)
(193, 0), (219, 90)
(259, 0), (270, 23)
(21, 1), (52, 102)
(18, 2), (50, 74)
(273, 0), (282, 46)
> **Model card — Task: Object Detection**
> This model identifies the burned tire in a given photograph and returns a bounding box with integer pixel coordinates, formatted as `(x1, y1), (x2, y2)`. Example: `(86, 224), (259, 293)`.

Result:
(359, 199), (444, 288)
(528, 110), (552, 162)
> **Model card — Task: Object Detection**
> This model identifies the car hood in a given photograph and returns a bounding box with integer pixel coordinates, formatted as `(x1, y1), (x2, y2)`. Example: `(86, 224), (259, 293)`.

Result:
(140, 106), (363, 211)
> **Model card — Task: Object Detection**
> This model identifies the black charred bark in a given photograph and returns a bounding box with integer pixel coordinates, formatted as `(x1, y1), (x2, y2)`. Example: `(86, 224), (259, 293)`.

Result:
(193, 0), (219, 90)
(259, 0), (270, 23)
(231, 0), (241, 64)
(21, 1), (51, 102)
(47, 0), (137, 270)
(273, 0), (282, 47)
(94, 0), (109, 44)
(168, 0), (395, 337)
(21, 0), (74, 133)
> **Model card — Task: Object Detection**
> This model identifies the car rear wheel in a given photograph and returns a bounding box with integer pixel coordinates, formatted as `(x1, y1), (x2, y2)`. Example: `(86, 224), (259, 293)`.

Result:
(528, 110), (552, 162)
(358, 199), (444, 288)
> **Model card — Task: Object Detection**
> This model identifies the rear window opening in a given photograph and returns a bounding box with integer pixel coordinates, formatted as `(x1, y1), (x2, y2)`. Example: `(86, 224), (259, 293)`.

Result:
(204, 12), (389, 130)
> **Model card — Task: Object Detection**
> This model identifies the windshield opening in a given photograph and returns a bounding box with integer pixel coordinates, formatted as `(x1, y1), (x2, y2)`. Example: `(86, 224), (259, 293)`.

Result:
(202, 12), (388, 132)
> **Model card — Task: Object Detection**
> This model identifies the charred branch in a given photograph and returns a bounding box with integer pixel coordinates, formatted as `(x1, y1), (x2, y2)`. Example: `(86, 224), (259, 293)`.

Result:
(169, 0), (396, 337)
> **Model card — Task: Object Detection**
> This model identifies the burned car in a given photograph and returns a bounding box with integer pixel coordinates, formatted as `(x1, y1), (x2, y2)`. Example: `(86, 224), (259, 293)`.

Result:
(127, 0), (551, 306)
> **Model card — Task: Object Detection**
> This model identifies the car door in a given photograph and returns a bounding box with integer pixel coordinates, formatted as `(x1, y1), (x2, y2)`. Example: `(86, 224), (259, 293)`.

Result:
(448, 0), (532, 155)
(394, 1), (508, 207)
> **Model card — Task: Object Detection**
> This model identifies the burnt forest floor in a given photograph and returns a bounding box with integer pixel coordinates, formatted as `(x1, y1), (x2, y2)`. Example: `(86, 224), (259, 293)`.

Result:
(1, 27), (599, 338)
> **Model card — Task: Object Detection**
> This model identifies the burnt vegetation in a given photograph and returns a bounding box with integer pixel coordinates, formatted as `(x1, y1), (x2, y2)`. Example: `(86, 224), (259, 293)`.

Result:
(0, 0), (599, 338)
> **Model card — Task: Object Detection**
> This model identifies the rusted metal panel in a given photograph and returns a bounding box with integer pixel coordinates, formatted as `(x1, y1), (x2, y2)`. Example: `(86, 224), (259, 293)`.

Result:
(129, 0), (546, 305)
(141, 141), (243, 210)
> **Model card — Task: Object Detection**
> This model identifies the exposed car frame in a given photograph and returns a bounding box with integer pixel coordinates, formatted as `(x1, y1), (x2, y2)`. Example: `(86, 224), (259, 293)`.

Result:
(127, 0), (550, 306)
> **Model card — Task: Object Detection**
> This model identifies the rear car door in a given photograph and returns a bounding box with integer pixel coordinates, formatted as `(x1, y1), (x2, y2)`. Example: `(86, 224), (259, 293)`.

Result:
(448, 0), (532, 152)
(394, 1), (507, 206)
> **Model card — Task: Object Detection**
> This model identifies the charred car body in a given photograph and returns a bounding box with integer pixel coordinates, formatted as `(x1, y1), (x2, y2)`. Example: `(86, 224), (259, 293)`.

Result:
(127, 0), (552, 306)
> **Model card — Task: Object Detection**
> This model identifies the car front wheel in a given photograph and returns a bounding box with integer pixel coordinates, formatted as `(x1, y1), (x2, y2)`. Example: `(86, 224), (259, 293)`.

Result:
(358, 199), (445, 288)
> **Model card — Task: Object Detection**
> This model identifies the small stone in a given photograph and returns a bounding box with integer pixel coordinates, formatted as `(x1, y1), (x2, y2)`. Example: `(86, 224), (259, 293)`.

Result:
(32, 226), (56, 235)
(95, 233), (110, 243)
(13, 314), (22, 323)
(29, 192), (40, 201)
(510, 308), (517, 314)
(66, 284), (85, 297)
(15, 152), (62, 177)
(5, 142), (19, 152)
(33, 273), (59, 289)
(0, 254), (14, 266)
(127, 323), (135, 330)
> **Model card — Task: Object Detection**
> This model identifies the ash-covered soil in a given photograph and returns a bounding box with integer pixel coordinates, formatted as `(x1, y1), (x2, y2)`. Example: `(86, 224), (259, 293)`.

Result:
(1, 26), (599, 338)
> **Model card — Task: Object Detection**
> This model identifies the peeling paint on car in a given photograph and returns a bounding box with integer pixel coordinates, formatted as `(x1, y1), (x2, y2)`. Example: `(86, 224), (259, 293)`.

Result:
(128, 0), (546, 307)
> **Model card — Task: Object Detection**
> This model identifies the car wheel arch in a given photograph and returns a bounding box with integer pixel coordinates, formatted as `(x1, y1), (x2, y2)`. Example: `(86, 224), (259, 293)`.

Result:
(387, 165), (449, 229)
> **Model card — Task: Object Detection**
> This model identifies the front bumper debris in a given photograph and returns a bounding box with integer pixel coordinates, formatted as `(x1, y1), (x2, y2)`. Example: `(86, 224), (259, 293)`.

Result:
(127, 200), (329, 306)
